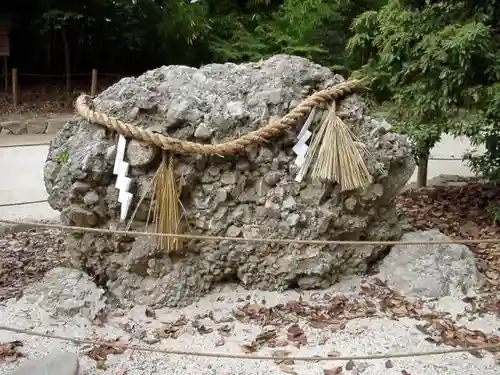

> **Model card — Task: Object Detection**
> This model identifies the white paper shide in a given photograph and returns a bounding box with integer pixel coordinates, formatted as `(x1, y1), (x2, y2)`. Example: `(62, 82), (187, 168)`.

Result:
(113, 135), (133, 222)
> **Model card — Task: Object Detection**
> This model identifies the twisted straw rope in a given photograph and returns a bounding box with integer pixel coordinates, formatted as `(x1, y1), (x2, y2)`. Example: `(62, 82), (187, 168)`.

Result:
(75, 80), (366, 156)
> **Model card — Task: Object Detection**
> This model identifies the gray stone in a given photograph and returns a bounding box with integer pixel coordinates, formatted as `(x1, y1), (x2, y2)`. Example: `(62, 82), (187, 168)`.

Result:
(126, 139), (158, 167)
(378, 230), (480, 298)
(194, 123), (214, 139)
(83, 191), (100, 205)
(61, 205), (98, 227)
(9, 352), (79, 375)
(25, 119), (48, 134)
(19, 267), (106, 320)
(1, 121), (26, 135)
(44, 55), (415, 308)
(46, 118), (70, 134)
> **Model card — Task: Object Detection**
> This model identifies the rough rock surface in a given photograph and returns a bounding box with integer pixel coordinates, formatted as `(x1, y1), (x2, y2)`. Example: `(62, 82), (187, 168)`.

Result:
(378, 230), (480, 298)
(9, 352), (79, 375)
(18, 267), (107, 320)
(43, 55), (415, 307)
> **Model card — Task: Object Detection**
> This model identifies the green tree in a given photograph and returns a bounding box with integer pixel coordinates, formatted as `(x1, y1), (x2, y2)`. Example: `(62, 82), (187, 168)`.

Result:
(347, 0), (499, 186)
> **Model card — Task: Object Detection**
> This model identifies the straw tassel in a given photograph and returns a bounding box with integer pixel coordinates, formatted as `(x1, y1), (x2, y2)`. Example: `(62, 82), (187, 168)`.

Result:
(305, 103), (372, 191)
(153, 152), (183, 251)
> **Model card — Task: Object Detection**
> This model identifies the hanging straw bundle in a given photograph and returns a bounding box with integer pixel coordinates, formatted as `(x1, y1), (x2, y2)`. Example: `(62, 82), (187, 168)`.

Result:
(151, 152), (183, 251)
(306, 103), (372, 191)
(125, 150), (184, 252)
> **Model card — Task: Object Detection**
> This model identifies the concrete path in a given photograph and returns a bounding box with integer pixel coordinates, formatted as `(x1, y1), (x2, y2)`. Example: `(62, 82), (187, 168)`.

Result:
(0, 134), (59, 223)
(0, 133), (485, 224)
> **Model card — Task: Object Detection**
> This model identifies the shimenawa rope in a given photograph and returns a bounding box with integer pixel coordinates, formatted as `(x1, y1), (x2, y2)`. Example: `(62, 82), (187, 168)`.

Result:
(1, 324), (498, 361)
(75, 80), (366, 156)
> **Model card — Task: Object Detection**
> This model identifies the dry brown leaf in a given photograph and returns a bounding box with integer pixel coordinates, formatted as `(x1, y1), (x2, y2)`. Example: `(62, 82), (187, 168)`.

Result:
(327, 350), (341, 357)
(85, 341), (125, 364)
(323, 367), (343, 375)
(273, 339), (289, 347)
(287, 324), (304, 338)
(240, 343), (256, 353)
(0, 341), (24, 362)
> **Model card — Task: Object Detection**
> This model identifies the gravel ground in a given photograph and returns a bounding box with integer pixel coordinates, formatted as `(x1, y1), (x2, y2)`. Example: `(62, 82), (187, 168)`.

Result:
(0, 179), (500, 375)
(0, 278), (499, 375)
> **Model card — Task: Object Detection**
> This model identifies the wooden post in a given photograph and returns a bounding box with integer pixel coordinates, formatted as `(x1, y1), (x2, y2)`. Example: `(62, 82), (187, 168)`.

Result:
(91, 69), (98, 96)
(11, 68), (17, 107)
(3, 56), (7, 92)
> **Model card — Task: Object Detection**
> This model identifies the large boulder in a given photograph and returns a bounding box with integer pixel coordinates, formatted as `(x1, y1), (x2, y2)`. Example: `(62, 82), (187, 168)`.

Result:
(43, 55), (415, 307)
(378, 230), (480, 298)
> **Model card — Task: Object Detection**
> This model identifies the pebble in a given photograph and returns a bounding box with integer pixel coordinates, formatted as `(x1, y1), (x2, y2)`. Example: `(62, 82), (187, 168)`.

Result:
(9, 352), (79, 375)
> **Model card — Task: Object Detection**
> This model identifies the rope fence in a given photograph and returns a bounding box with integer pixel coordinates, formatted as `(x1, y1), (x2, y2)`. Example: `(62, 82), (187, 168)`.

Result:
(1, 324), (499, 362)
(0, 218), (499, 246)
(1, 68), (131, 106)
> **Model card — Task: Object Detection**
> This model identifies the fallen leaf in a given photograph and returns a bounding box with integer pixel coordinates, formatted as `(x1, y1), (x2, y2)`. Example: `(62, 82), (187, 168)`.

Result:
(323, 367), (343, 375)
(327, 350), (341, 357)
(85, 340), (126, 365)
(0, 341), (24, 362)
(287, 324), (304, 338)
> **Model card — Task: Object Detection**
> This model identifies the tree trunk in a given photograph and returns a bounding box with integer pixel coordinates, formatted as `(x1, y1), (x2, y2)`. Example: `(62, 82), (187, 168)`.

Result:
(61, 27), (71, 97)
(417, 150), (429, 188)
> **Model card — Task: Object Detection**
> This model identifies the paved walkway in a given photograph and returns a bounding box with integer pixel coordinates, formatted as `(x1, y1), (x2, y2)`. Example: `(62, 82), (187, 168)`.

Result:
(0, 134), (59, 223)
(0, 133), (485, 224)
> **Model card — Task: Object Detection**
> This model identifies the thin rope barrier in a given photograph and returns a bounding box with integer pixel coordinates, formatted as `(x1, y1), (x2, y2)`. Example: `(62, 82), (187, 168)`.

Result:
(0, 143), (51, 149)
(0, 324), (498, 362)
(0, 200), (48, 208)
(0, 218), (499, 246)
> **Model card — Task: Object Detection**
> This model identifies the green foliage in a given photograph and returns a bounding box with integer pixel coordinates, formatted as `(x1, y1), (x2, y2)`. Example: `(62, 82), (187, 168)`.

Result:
(347, 0), (499, 159)
(4, 0), (385, 72)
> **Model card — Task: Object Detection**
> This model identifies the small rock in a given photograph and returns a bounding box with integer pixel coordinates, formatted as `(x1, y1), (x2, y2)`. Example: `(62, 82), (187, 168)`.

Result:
(25, 119), (48, 134)
(46, 118), (69, 134)
(221, 172), (237, 185)
(61, 205), (98, 227)
(83, 191), (100, 205)
(285, 213), (300, 227)
(126, 139), (158, 167)
(19, 267), (106, 320)
(226, 225), (241, 237)
(378, 230), (480, 298)
(1, 121), (26, 135)
(282, 196), (296, 211)
(344, 197), (357, 211)
(9, 352), (79, 375)
(194, 123), (214, 139)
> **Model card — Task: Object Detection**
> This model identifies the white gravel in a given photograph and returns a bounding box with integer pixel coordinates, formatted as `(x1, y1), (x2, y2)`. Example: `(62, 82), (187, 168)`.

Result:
(0, 275), (499, 375)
